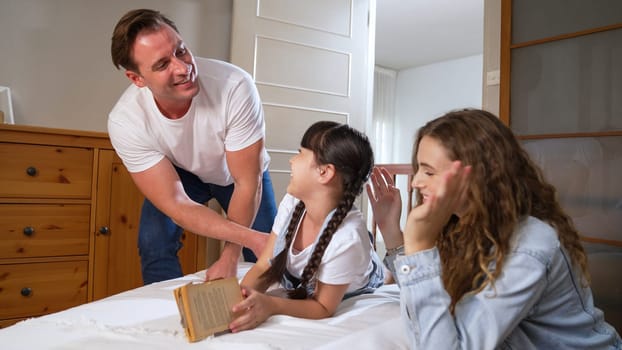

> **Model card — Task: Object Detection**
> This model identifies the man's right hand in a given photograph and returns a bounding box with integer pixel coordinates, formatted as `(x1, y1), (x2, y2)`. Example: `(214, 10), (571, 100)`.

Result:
(205, 242), (241, 281)
(205, 256), (238, 281)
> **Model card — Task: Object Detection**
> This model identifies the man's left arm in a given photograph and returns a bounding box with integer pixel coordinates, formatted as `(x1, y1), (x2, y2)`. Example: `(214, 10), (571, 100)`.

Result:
(204, 138), (264, 280)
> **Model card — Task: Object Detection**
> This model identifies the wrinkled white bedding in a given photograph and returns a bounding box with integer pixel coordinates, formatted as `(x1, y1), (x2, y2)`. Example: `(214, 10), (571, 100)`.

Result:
(0, 263), (409, 349)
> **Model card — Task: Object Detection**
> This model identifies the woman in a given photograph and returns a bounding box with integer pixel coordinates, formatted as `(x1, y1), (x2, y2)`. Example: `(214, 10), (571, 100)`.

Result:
(367, 109), (621, 349)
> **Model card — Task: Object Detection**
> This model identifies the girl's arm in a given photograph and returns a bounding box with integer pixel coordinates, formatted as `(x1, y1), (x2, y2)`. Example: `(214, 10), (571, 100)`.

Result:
(229, 281), (349, 333)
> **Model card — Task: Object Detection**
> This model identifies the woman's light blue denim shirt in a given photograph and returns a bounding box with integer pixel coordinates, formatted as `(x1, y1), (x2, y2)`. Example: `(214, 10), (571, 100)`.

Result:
(385, 216), (622, 349)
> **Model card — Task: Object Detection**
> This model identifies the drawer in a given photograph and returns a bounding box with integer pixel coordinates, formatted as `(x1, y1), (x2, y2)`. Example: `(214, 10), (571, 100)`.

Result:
(0, 260), (88, 319)
(0, 143), (93, 199)
(0, 204), (90, 258)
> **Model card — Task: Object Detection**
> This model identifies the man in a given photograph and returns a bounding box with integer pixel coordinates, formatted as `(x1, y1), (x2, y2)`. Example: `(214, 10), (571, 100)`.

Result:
(108, 9), (276, 284)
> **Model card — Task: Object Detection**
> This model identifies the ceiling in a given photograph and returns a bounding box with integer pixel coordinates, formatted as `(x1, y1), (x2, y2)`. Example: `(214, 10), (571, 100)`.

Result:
(375, 0), (484, 70)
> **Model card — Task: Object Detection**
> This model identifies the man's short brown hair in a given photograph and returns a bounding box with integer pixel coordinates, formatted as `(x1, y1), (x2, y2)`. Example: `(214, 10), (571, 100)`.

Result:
(110, 9), (178, 72)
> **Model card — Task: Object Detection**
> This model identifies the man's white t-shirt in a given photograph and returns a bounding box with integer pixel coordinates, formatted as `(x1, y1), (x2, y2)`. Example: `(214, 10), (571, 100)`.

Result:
(108, 57), (270, 186)
(272, 194), (375, 293)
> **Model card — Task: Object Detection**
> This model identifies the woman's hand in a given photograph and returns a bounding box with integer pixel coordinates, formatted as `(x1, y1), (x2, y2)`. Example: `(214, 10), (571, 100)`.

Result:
(366, 167), (404, 249)
(404, 161), (471, 254)
(229, 286), (274, 333)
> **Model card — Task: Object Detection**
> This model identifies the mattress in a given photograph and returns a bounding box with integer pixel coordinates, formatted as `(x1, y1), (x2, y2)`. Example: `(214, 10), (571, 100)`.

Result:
(0, 263), (409, 349)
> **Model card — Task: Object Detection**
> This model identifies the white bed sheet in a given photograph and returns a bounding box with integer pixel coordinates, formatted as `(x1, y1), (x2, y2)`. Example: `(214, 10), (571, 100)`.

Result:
(0, 263), (409, 349)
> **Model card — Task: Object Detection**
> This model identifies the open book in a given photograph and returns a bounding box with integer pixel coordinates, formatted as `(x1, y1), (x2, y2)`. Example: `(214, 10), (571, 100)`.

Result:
(173, 277), (243, 342)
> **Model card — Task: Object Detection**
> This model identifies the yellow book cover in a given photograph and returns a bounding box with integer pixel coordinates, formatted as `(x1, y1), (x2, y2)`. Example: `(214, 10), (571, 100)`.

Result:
(173, 277), (243, 342)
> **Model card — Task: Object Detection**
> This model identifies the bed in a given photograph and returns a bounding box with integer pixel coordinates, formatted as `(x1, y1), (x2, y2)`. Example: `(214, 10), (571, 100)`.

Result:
(0, 262), (409, 349)
(1, 164), (414, 349)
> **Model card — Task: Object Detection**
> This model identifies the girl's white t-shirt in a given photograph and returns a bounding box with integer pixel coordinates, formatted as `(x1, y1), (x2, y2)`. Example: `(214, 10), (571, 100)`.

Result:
(272, 194), (374, 292)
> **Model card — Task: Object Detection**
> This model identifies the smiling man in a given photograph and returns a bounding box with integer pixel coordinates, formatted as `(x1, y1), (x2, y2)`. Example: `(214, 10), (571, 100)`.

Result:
(108, 9), (277, 285)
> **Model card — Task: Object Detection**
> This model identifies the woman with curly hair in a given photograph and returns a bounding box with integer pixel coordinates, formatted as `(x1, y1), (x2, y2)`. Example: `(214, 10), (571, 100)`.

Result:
(367, 109), (621, 349)
(229, 121), (383, 332)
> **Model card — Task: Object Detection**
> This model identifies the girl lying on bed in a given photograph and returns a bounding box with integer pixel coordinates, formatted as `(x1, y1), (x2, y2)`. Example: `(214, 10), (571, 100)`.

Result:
(367, 108), (622, 349)
(228, 121), (384, 333)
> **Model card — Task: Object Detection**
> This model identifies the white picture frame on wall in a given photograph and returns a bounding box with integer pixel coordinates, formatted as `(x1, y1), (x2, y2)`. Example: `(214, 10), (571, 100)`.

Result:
(1, 86), (15, 124)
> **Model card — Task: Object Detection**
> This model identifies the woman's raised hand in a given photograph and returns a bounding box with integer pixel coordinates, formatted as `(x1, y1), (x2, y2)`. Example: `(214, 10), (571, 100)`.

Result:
(366, 167), (404, 249)
(404, 161), (471, 253)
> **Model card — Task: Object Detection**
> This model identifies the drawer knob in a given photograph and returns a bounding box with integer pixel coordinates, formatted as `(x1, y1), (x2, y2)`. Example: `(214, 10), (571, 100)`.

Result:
(23, 226), (35, 236)
(21, 287), (32, 297)
(26, 166), (38, 176)
(99, 226), (110, 235)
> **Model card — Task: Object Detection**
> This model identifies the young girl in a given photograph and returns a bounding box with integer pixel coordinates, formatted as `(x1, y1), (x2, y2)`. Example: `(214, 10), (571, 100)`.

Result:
(367, 109), (621, 349)
(229, 121), (383, 332)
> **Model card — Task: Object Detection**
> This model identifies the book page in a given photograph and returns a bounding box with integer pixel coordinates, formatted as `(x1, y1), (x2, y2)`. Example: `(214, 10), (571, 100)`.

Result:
(190, 278), (240, 332)
(178, 277), (243, 341)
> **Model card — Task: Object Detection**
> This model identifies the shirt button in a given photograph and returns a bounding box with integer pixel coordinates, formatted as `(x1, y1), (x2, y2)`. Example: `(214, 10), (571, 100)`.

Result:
(400, 265), (411, 274)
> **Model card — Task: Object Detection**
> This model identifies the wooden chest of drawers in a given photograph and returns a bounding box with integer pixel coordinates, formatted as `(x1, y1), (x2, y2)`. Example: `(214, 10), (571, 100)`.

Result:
(0, 127), (105, 327)
(0, 124), (206, 328)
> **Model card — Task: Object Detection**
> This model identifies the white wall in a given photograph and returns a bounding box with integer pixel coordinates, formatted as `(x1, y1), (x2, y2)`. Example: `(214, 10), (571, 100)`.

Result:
(392, 54), (483, 163)
(0, 0), (232, 132)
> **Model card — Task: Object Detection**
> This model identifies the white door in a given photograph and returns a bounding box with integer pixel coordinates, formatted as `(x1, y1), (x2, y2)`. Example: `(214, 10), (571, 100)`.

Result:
(231, 0), (375, 202)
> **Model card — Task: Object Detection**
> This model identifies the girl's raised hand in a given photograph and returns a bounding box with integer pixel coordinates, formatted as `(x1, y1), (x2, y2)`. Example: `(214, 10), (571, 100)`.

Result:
(404, 161), (471, 253)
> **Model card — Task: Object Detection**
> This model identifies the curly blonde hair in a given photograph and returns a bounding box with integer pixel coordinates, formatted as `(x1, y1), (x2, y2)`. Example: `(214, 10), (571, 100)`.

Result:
(413, 109), (589, 313)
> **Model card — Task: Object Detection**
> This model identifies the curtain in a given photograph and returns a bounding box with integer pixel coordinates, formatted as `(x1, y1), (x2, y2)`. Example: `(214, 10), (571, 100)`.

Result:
(370, 66), (398, 256)
(372, 66), (397, 163)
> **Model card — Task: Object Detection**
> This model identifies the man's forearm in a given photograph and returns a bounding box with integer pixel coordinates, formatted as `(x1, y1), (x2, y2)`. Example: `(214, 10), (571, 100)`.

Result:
(171, 202), (250, 243)
(226, 178), (261, 228)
